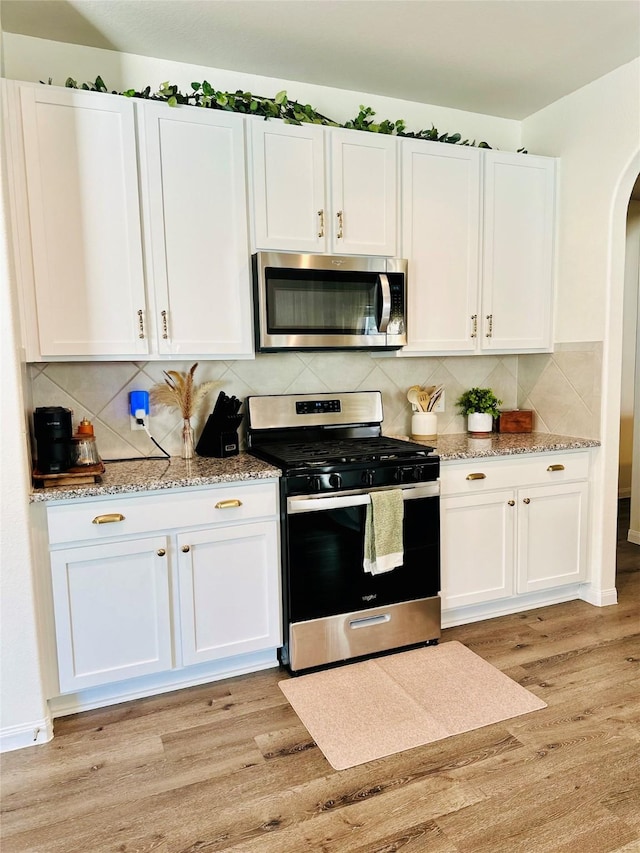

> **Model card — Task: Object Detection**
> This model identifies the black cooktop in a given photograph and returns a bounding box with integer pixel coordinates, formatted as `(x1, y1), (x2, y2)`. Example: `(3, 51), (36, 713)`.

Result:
(251, 435), (435, 468)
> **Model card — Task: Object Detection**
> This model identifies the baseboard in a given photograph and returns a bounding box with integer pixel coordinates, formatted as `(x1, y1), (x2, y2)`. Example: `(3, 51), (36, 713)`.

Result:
(628, 529), (640, 545)
(0, 715), (53, 753)
(579, 585), (619, 607)
(48, 648), (279, 718)
(441, 586), (583, 629)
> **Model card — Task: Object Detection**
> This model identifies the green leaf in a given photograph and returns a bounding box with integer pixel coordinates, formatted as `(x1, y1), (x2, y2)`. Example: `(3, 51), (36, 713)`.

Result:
(191, 82), (201, 91)
(167, 95), (178, 108)
(95, 75), (107, 92)
(250, 99), (258, 111)
(122, 89), (136, 98)
(202, 80), (214, 97)
(274, 90), (287, 106)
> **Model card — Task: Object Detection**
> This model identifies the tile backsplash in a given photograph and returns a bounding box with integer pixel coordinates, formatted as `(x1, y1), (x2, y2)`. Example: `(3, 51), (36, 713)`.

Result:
(28, 343), (601, 460)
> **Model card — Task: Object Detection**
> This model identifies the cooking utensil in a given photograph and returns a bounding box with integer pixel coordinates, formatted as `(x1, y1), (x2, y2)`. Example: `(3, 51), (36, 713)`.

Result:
(417, 391), (432, 412)
(406, 386), (421, 412)
(426, 384), (444, 412)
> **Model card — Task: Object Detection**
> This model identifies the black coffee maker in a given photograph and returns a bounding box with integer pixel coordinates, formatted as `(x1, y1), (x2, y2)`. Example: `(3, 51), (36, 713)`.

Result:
(33, 406), (73, 473)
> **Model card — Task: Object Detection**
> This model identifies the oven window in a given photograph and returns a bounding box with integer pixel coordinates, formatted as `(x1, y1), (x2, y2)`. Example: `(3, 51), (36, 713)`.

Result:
(265, 269), (379, 335)
(286, 495), (440, 623)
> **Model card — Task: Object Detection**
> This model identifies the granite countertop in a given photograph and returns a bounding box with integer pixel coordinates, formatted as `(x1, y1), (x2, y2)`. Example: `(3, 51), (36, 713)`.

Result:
(31, 433), (600, 503)
(30, 453), (281, 503)
(407, 431), (600, 461)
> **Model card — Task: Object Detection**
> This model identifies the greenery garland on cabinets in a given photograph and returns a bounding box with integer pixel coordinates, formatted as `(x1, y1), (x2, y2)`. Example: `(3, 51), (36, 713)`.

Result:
(47, 75), (527, 151)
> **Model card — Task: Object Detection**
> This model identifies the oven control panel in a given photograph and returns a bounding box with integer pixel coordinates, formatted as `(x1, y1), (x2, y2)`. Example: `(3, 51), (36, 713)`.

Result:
(296, 399), (341, 415)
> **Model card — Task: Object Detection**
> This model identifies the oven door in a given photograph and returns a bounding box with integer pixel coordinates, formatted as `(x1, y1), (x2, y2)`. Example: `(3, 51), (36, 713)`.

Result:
(285, 481), (440, 625)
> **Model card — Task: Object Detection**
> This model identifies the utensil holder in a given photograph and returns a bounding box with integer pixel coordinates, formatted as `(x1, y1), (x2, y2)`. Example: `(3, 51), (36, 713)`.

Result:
(411, 412), (438, 441)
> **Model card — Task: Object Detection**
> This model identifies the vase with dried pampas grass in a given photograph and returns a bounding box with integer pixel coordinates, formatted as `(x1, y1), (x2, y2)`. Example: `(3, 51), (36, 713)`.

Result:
(149, 363), (216, 459)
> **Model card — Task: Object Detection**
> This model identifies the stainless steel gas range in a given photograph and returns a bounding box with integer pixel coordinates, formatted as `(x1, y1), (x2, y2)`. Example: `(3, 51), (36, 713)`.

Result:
(246, 391), (441, 674)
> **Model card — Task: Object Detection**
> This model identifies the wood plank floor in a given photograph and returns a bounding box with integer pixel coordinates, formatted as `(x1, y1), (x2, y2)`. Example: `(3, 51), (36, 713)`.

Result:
(2, 501), (638, 853)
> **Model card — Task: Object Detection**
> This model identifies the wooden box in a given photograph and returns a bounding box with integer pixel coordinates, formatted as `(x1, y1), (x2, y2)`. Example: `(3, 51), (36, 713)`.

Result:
(497, 410), (533, 433)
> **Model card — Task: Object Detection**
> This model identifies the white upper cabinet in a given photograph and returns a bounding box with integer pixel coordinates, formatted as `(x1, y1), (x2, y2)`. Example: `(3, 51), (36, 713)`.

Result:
(139, 103), (253, 357)
(250, 121), (326, 253)
(19, 86), (148, 358)
(401, 140), (481, 352)
(402, 144), (556, 355)
(11, 83), (254, 360)
(481, 151), (555, 351)
(329, 130), (397, 256)
(250, 120), (398, 256)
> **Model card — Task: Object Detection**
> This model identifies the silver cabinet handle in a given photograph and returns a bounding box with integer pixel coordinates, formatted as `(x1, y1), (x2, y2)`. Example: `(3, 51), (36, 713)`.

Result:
(92, 513), (125, 524)
(336, 210), (344, 239)
(466, 473), (486, 481)
(161, 310), (168, 339)
(317, 209), (324, 238)
(137, 309), (145, 339)
(485, 314), (493, 338)
(471, 314), (478, 338)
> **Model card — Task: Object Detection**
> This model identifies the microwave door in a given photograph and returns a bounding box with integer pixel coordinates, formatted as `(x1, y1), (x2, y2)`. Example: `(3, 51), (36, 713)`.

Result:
(377, 273), (391, 334)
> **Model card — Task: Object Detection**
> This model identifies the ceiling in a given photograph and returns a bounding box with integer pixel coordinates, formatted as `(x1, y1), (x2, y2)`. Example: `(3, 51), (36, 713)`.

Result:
(2, 0), (640, 120)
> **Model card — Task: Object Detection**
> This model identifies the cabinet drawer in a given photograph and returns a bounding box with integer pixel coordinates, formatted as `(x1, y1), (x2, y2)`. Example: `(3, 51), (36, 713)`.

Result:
(47, 482), (279, 545)
(440, 451), (590, 497)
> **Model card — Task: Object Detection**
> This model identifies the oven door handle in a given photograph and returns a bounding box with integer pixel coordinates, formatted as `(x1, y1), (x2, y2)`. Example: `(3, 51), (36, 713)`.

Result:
(377, 273), (391, 333)
(287, 482), (439, 514)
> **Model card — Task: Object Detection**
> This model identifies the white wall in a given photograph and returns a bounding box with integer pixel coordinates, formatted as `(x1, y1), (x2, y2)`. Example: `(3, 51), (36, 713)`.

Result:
(0, 79), (51, 750)
(620, 201), (640, 498)
(523, 59), (640, 602)
(2, 33), (522, 152)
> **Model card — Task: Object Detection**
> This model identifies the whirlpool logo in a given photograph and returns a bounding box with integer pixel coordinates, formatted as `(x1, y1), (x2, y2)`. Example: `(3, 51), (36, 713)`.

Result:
(362, 594), (377, 602)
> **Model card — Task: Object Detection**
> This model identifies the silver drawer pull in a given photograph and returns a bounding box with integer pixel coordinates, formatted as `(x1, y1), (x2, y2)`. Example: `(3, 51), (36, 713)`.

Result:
(466, 473), (486, 481)
(349, 614), (391, 630)
(547, 464), (565, 472)
(92, 513), (125, 525)
(215, 499), (242, 509)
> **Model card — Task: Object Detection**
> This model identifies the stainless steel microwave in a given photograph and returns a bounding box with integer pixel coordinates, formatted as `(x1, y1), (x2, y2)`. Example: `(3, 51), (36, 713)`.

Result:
(252, 252), (408, 351)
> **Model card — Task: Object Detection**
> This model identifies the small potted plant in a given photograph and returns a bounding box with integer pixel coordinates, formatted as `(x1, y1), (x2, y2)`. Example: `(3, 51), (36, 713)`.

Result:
(456, 387), (502, 435)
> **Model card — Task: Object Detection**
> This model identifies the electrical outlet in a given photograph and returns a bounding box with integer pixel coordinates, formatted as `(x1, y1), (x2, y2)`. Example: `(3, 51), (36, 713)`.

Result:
(432, 390), (445, 412)
(130, 413), (149, 431)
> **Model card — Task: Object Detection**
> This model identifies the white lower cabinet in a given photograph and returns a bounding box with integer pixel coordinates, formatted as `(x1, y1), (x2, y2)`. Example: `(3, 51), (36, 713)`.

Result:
(50, 536), (173, 692)
(177, 522), (280, 666)
(45, 482), (280, 698)
(440, 452), (590, 615)
(440, 490), (515, 609)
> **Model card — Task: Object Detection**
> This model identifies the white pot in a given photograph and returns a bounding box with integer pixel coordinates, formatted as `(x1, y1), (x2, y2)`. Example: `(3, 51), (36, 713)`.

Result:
(411, 411), (438, 440)
(467, 412), (494, 434)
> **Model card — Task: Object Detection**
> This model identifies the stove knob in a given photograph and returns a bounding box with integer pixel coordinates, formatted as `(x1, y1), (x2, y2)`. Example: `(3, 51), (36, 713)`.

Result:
(328, 473), (343, 489)
(395, 467), (415, 484)
(361, 470), (375, 487)
(309, 475), (323, 492)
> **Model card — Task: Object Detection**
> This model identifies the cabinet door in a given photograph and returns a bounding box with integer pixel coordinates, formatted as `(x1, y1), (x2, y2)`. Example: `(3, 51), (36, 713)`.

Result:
(250, 120), (326, 253)
(50, 536), (172, 692)
(330, 130), (397, 256)
(517, 482), (588, 593)
(141, 103), (253, 356)
(177, 522), (280, 666)
(401, 140), (481, 352)
(19, 86), (148, 357)
(440, 491), (516, 609)
(481, 152), (555, 350)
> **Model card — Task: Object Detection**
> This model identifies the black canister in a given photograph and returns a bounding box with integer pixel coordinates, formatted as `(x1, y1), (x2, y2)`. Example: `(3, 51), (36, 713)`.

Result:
(33, 407), (73, 473)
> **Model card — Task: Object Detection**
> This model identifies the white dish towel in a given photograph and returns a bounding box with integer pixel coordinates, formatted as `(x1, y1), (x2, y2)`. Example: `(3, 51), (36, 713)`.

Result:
(363, 489), (404, 575)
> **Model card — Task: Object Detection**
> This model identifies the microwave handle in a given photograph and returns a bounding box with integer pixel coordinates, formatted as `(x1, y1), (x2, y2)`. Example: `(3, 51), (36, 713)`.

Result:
(378, 273), (391, 333)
